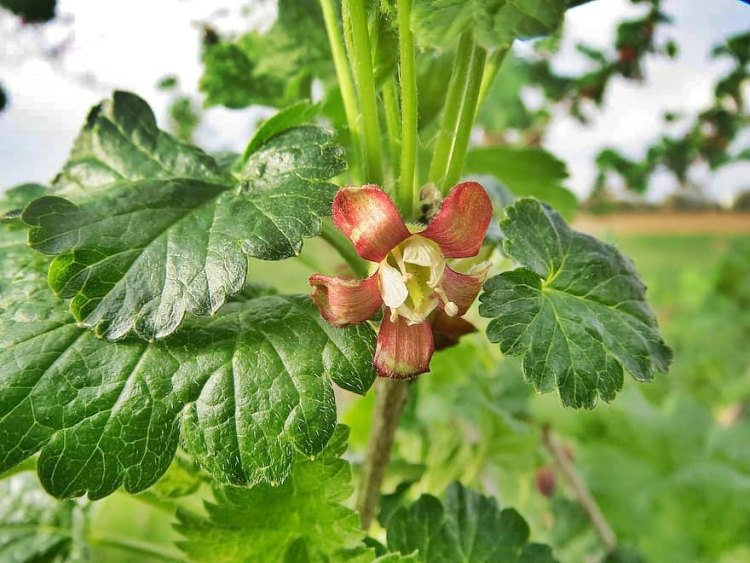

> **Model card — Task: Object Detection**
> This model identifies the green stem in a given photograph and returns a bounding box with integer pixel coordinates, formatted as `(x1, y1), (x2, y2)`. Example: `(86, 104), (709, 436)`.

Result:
(356, 379), (410, 529)
(345, 0), (385, 186)
(442, 45), (487, 191)
(320, 0), (364, 181)
(396, 0), (418, 219)
(320, 221), (370, 278)
(88, 534), (185, 562)
(477, 46), (510, 111)
(428, 32), (474, 188)
(382, 78), (401, 184)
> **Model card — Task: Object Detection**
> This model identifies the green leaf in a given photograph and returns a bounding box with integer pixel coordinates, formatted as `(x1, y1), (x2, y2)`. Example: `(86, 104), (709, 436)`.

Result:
(479, 199), (671, 408)
(23, 91), (345, 340)
(52, 91), (231, 199)
(411, 0), (567, 50)
(0, 472), (75, 561)
(386, 482), (556, 562)
(464, 146), (578, 218)
(0, 182), (46, 217)
(200, 0), (332, 109)
(0, 246), (376, 497)
(240, 101), (320, 162)
(176, 426), (365, 562)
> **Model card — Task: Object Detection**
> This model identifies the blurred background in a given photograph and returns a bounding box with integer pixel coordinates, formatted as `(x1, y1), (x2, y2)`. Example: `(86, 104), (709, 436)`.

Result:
(1, 1), (749, 562)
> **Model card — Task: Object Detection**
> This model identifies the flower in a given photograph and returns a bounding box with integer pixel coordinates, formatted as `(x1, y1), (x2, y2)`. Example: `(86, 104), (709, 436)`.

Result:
(309, 181), (493, 379)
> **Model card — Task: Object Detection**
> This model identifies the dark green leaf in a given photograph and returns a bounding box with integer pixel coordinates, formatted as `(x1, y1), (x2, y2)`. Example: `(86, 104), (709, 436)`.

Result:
(0, 472), (74, 561)
(0, 250), (376, 497)
(479, 199), (671, 408)
(52, 91), (231, 198)
(411, 0), (567, 50)
(176, 426), (366, 562)
(23, 91), (345, 340)
(387, 482), (556, 562)
(464, 146), (578, 218)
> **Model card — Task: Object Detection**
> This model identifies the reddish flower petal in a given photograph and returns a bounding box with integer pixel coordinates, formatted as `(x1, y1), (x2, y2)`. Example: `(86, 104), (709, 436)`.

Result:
(421, 181), (492, 258)
(431, 311), (477, 351)
(441, 263), (490, 316)
(332, 185), (411, 262)
(309, 273), (382, 326)
(374, 313), (434, 379)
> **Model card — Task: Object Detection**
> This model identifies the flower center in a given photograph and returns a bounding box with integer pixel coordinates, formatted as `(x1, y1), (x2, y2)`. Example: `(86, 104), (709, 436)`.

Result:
(378, 235), (458, 325)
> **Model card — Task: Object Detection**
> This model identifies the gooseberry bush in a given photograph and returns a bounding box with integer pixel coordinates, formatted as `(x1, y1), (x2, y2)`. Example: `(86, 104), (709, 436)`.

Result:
(0, 1), (673, 561)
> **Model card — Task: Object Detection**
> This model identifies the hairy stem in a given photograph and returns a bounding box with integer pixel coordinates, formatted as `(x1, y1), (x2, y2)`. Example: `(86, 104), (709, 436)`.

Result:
(442, 44), (487, 191)
(382, 77), (402, 184)
(396, 0), (418, 219)
(543, 427), (617, 550)
(356, 379), (409, 529)
(319, 0), (364, 182)
(428, 32), (474, 189)
(320, 221), (370, 279)
(346, 0), (385, 186)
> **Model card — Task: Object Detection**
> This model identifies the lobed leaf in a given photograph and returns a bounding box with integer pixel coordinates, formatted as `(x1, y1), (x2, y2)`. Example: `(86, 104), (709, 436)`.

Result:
(387, 482), (556, 562)
(23, 91), (346, 340)
(176, 426), (364, 562)
(479, 199), (671, 408)
(0, 238), (376, 498)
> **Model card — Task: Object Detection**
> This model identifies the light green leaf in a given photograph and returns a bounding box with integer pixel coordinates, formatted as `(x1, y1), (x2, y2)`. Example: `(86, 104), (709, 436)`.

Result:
(479, 199), (671, 408)
(176, 426), (365, 562)
(464, 146), (578, 218)
(23, 91), (345, 340)
(0, 249), (376, 498)
(240, 101), (320, 162)
(387, 482), (556, 562)
(0, 472), (75, 561)
(412, 0), (567, 49)
(200, 0), (332, 109)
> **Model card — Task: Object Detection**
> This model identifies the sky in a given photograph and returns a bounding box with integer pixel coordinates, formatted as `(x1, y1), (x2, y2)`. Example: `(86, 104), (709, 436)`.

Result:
(0, 0), (748, 204)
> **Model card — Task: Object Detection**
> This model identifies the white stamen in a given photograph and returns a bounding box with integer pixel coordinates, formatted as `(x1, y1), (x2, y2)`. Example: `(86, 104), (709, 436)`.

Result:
(444, 301), (459, 317)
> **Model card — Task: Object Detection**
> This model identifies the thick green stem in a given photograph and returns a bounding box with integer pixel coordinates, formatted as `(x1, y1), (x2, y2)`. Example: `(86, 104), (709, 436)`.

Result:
(382, 78), (402, 183)
(320, 221), (370, 279)
(428, 32), (474, 189)
(442, 45), (487, 191)
(396, 0), (418, 219)
(477, 46), (510, 111)
(356, 379), (409, 529)
(345, 0), (385, 186)
(320, 0), (364, 181)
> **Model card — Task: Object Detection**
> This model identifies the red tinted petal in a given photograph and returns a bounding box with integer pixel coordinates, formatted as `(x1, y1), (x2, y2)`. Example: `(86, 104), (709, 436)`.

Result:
(309, 273), (382, 326)
(441, 263), (490, 316)
(421, 181), (492, 258)
(431, 311), (477, 351)
(332, 185), (411, 262)
(374, 313), (434, 379)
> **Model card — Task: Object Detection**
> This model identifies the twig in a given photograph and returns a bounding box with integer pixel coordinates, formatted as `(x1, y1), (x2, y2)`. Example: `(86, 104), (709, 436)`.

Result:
(542, 427), (617, 550)
(356, 378), (409, 529)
